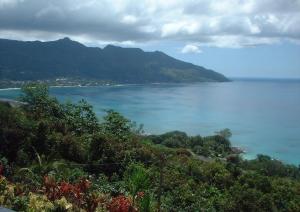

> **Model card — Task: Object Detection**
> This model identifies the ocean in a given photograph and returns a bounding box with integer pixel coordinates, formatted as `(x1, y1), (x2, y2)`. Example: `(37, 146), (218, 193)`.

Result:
(1, 79), (300, 165)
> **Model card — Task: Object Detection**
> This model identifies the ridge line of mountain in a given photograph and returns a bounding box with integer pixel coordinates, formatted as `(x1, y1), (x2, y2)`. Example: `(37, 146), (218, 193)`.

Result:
(0, 37), (229, 84)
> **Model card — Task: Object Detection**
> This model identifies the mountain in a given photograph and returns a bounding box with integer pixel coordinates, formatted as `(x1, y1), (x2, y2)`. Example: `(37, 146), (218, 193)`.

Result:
(0, 38), (229, 83)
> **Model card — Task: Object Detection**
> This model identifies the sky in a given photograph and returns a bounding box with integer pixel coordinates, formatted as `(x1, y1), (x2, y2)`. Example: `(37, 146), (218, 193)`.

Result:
(0, 0), (300, 78)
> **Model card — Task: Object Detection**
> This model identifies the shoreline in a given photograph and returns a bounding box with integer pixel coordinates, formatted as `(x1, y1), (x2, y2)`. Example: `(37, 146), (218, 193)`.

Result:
(1, 78), (299, 91)
(0, 84), (117, 91)
(0, 87), (21, 91)
(0, 82), (222, 91)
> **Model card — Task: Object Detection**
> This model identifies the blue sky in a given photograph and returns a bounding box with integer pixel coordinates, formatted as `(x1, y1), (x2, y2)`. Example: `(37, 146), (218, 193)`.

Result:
(0, 0), (300, 78)
(143, 41), (300, 79)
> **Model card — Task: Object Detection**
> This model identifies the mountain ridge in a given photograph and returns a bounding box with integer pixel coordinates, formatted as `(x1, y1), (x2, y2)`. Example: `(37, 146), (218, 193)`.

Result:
(0, 38), (229, 83)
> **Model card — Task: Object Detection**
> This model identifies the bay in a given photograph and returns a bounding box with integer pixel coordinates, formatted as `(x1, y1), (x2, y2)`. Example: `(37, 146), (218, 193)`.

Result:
(1, 79), (300, 165)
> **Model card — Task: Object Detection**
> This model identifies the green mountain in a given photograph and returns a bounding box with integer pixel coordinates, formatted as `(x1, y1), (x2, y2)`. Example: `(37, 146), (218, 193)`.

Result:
(0, 37), (229, 83)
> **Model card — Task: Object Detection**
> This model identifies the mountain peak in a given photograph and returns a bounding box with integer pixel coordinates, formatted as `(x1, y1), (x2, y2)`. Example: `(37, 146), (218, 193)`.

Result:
(58, 37), (72, 42)
(54, 37), (84, 47)
(104, 44), (119, 49)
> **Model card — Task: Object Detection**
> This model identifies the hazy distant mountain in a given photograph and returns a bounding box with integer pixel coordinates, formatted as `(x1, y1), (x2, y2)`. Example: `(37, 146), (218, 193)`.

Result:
(0, 38), (229, 83)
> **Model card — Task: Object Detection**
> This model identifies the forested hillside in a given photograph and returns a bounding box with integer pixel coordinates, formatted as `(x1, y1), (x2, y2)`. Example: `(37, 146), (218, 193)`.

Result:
(0, 38), (228, 84)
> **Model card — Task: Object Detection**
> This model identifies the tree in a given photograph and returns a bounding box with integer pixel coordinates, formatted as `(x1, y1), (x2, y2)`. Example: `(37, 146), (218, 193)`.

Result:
(63, 100), (98, 135)
(215, 128), (232, 139)
(0, 102), (32, 162)
(20, 83), (63, 120)
(101, 110), (132, 140)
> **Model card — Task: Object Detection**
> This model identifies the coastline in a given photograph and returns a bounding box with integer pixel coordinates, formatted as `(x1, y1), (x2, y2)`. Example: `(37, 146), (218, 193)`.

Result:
(0, 87), (21, 91)
(0, 84), (115, 91)
(0, 81), (223, 90)
(2, 77), (299, 91)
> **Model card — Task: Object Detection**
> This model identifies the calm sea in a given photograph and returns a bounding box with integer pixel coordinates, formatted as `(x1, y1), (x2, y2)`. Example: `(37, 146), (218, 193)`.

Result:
(1, 79), (300, 165)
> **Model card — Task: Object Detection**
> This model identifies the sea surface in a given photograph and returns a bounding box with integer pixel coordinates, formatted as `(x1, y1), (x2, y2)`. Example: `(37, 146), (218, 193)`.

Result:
(1, 79), (300, 165)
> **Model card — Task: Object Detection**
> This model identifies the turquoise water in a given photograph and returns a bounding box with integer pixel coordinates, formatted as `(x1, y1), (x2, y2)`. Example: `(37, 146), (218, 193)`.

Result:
(1, 80), (300, 165)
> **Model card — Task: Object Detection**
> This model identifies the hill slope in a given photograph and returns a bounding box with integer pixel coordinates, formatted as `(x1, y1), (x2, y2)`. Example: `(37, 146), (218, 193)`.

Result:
(0, 38), (229, 83)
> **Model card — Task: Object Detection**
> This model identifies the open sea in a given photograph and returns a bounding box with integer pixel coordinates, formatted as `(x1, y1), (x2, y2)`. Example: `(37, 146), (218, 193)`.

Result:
(1, 79), (300, 165)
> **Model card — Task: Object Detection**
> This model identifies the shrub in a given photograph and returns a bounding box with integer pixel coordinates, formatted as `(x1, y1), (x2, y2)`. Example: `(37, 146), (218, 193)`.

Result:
(107, 195), (135, 212)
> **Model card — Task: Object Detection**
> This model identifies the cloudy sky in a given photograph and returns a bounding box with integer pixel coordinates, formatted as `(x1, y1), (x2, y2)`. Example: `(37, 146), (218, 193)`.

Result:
(0, 0), (300, 78)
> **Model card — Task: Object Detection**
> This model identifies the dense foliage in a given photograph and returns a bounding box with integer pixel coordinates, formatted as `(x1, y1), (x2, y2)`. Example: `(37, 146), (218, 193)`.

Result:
(0, 38), (228, 84)
(0, 84), (300, 211)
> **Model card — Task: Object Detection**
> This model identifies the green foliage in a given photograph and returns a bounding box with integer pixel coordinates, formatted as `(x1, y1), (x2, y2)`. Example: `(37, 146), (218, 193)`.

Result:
(1, 84), (300, 211)
(20, 83), (63, 120)
(201, 162), (232, 189)
(147, 131), (232, 157)
(0, 157), (11, 177)
(242, 154), (300, 179)
(215, 128), (232, 139)
(101, 110), (132, 141)
(137, 192), (153, 212)
(89, 133), (130, 175)
(0, 102), (33, 162)
(124, 163), (150, 198)
(58, 134), (89, 163)
(148, 131), (189, 147)
(63, 100), (98, 135)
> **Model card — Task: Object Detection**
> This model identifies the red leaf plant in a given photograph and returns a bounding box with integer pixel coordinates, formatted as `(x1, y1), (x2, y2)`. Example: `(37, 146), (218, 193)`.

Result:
(136, 191), (144, 199)
(43, 175), (102, 211)
(107, 195), (137, 212)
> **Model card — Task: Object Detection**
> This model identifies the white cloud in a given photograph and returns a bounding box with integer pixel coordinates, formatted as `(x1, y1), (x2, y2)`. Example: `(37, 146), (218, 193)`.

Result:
(181, 44), (202, 53)
(161, 20), (200, 37)
(0, 0), (299, 47)
(0, 0), (23, 8)
(121, 15), (137, 24)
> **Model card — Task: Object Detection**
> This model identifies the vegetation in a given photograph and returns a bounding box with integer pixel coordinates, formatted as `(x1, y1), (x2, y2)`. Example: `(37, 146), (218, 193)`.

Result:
(0, 83), (300, 211)
(0, 38), (228, 86)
